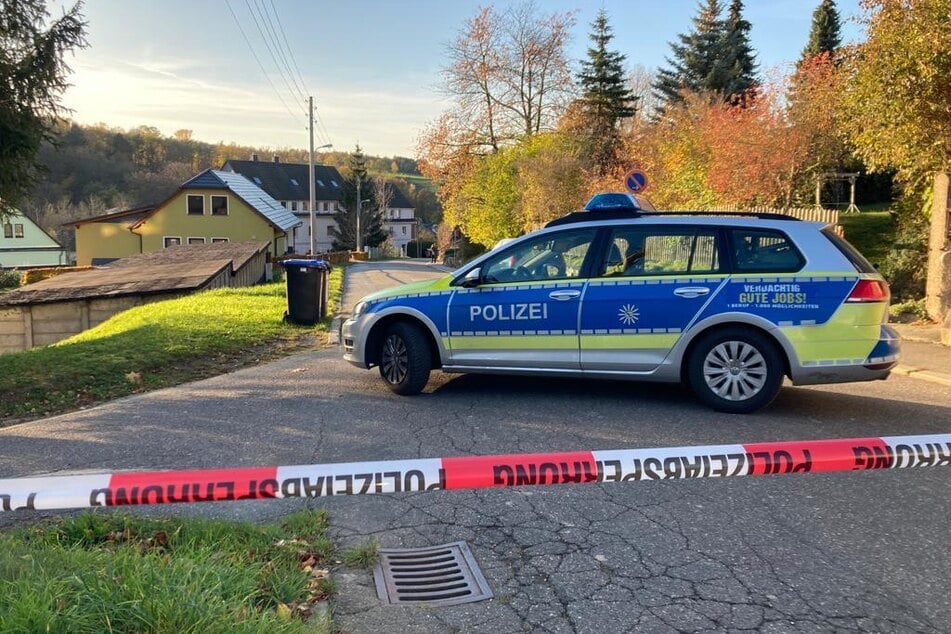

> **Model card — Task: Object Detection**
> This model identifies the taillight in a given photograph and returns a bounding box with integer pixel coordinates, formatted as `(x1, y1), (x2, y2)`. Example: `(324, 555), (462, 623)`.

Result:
(846, 279), (889, 303)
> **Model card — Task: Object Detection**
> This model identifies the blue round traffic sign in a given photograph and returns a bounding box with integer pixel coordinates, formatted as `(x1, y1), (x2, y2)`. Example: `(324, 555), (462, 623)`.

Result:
(625, 169), (648, 193)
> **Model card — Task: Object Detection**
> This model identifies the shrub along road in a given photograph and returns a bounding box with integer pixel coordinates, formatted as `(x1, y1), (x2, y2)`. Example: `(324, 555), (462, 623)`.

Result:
(2, 260), (950, 632)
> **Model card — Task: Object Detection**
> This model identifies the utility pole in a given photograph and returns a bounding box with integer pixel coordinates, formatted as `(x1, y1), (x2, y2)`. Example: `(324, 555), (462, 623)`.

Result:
(308, 96), (316, 256)
(356, 176), (362, 253)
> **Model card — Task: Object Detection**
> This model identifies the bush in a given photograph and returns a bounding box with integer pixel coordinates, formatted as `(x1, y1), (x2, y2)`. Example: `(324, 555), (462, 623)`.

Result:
(879, 189), (930, 301)
(0, 269), (21, 289)
(889, 298), (930, 322)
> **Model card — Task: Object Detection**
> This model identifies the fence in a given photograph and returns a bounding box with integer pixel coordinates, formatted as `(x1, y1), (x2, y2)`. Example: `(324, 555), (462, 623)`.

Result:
(273, 250), (352, 267)
(688, 205), (840, 225)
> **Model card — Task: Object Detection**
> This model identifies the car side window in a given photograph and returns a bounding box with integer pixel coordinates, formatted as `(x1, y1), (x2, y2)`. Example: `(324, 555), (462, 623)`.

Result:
(482, 229), (597, 284)
(600, 227), (721, 276)
(731, 229), (803, 273)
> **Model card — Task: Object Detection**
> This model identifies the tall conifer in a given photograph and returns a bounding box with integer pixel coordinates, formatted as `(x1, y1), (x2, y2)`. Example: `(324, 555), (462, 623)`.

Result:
(577, 9), (637, 129)
(801, 0), (841, 62)
(652, 0), (728, 108)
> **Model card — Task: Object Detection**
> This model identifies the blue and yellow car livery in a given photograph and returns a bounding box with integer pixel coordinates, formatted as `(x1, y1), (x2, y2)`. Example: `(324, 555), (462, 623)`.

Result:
(343, 211), (897, 413)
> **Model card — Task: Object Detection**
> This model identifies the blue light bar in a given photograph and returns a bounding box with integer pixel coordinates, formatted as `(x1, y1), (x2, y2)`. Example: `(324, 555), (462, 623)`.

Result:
(584, 192), (640, 211)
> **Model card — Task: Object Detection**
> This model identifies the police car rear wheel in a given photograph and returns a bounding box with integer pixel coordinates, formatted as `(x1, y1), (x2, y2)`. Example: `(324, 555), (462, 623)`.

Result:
(379, 322), (431, 395)
(688, 328), (782, 414)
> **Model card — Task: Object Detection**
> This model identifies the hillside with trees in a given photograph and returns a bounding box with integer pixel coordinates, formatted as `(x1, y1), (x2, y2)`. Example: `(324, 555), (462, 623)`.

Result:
(20, 122), (440, 250)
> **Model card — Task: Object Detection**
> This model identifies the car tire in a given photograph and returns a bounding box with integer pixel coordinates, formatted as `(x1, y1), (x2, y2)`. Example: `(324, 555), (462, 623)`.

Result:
(687, 327), (783, 414)
(379, 322), (431, 395)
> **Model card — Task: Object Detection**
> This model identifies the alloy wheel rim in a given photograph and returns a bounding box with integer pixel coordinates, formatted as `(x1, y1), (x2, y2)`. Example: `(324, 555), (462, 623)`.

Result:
(381, 334), (409, 385)
(702, 341), (767, 401)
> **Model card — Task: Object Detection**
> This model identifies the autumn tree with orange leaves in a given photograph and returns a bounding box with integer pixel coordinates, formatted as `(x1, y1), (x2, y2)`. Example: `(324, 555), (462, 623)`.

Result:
(418, 3), (575, 236)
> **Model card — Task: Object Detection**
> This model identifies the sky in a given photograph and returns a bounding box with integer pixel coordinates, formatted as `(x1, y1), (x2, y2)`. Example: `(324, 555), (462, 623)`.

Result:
(56, 0), (866, 159)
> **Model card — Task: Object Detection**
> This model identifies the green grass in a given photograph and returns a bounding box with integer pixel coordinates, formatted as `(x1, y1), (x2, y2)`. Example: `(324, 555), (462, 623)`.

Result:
(0, 267), (343, 422)
(0, 510), (334, 633)
(837, 210), (896, 267)
(340, 541), (379, 569)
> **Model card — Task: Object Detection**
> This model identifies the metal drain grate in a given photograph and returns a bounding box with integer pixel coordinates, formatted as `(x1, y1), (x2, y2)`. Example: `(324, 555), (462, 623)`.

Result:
(373, 541), (493, 606)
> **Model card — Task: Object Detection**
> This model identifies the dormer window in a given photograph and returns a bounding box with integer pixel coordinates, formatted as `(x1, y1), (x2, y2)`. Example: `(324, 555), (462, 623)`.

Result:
(316, 179), (325, 187)
(290, 178), (299, 187)
(330, 180), (339, 187)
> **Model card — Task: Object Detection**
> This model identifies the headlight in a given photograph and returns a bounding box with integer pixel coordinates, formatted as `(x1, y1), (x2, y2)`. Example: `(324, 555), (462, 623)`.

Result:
(353, 301), (368, 316)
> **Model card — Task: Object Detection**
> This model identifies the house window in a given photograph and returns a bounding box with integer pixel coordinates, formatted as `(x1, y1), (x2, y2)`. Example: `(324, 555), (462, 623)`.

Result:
(164, 236), (182, 248)
(321, 202), (328, 212)
(280, 201), (287, 208)
(2, 224), (11, 239)
(188, 237), (206, 245)
(302, 201), (309, 211)
(330, 180), (339, 187)
(316, 179), (325, 187)
(291, 201), (298, 211)
(187, 195), (204, 215)
(327, 226), (333, 236)
(402, 226), (407, 234)
(211, 237), (229, 243)
(211, 195), (228, 216)
(252, 176), (262, 185)
(13, 224), (23, 238)
(290, 178), (299, 186)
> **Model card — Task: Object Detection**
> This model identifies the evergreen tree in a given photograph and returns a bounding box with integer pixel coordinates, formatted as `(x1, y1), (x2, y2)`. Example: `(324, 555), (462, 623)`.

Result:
(1, 0), (86, 219)
(720, 0), (757, 99)
(331, 145), (386, 250)
(801, 0), (841, 62)
(577, 9), (637, 130)
(652, 0), (728, 109)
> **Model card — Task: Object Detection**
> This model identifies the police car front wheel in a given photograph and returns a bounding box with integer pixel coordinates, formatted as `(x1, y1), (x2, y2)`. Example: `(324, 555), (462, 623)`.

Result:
(687, 328), (783, 414)
(379, 322), (431, 395)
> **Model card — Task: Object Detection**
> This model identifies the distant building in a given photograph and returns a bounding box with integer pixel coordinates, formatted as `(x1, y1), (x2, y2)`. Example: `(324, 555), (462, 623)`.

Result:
(381, 182), (417, 254)
(223, 156), (417, 254)
(0, 210), (68, 268)
(222, 156), (345, 254)
(68, 170), (300, 266)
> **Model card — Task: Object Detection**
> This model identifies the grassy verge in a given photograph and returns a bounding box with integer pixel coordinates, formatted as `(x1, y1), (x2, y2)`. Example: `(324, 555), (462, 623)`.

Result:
(838, 210), (896, 267)
(0, 510), (335, 632)
(0, 267), (343, 423)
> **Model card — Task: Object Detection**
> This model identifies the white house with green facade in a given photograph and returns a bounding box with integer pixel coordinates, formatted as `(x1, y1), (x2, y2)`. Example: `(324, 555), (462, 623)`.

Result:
(0, 210), (68, 268)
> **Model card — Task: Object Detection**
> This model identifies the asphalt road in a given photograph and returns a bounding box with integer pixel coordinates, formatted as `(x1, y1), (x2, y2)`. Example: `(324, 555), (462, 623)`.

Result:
(3, 260), (951, 633)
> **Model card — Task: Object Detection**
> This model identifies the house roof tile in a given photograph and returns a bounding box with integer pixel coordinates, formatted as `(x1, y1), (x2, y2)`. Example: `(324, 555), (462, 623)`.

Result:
(222, 160), (345, 202)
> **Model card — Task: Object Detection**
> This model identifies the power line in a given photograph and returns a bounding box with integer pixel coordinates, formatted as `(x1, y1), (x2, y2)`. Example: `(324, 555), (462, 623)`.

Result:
(256, 0), (308, 101)
(224, 0), (303, 128)
(263, 0), (333, 148)
(268, 0), (311, 97)
(244, 0), (306, 110)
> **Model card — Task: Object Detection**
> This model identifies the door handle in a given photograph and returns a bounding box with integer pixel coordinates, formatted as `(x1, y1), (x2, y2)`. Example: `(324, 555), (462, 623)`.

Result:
(673, 287), (710, 299)
(549, 290), (581, 301)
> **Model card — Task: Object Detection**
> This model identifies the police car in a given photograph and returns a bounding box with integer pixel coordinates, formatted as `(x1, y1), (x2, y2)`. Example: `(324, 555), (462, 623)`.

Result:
(342, 193), (899, 413)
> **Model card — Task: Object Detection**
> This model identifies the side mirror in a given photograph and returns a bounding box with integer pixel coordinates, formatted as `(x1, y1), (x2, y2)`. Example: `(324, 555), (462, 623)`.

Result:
(461, 267), (482, 288)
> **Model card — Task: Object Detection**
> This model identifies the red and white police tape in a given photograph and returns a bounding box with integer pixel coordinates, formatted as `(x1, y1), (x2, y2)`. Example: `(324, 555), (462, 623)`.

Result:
(3, 433), (951, 512)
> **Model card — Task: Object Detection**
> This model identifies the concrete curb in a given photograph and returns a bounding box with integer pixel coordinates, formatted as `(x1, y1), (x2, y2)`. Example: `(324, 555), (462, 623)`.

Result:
(892, 365), (951, 388)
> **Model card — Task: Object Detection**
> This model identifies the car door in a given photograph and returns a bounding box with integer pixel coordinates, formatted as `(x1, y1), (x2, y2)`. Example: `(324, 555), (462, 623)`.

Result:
(447, 228), (598, 369)
(580, 225), (727, 372)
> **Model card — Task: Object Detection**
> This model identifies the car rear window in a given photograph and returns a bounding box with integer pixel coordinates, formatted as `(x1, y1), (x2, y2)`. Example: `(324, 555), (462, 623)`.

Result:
(822, 227), (877, 273)
(730, 229), (804, 273)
